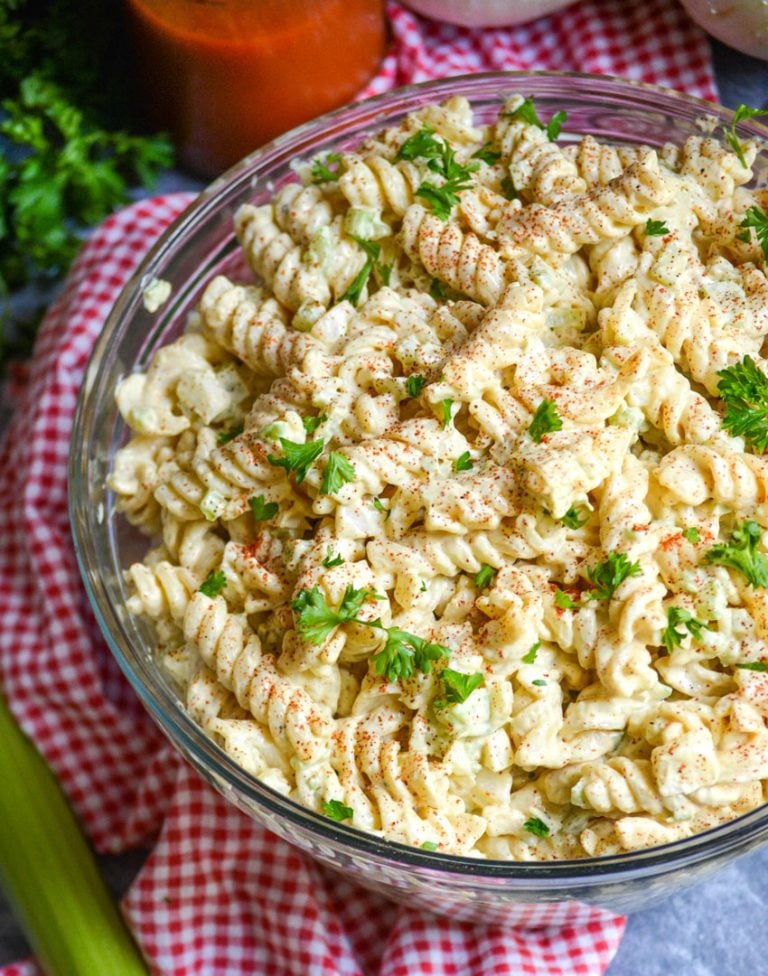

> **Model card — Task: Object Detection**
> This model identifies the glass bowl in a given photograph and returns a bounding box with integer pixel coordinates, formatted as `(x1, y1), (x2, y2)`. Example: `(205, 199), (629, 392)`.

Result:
(69, 71), (768, 925)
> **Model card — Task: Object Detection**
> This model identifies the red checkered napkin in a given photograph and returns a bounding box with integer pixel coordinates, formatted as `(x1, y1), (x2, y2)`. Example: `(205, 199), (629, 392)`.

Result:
(0, 4), (718, 969)
(365, 0), (717, 102)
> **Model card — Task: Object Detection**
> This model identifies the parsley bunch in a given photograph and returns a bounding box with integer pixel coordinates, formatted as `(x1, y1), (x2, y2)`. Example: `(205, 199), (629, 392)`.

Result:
(0, 0), (173, 370)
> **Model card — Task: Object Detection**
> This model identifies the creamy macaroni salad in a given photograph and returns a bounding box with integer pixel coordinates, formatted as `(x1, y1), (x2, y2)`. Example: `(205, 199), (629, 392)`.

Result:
(108, 94), (768, 859)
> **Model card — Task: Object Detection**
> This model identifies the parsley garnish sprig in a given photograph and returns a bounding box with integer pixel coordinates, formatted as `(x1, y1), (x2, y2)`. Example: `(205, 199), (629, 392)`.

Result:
(322, 799), (353, 821)
(528, 399), (562, 443)
(200, 570), (227, 598)
(372, 627), (450, 682)
(706, 520), (768, 588)
(523, 816), (550, 838)
(506, 96), (567, 141)
(340, 235), (392, 306)
(249, 495), (278, 521)
(471, 141), (501, 165)
(217, 424), (243, 445)
(737, 206), (768, 261)
(586, 552), (642, 601)
(554, 553), (642, 609)
(433, 669), (484, 709)
(311, 152), (343, 183)
(722, 104), (768, 168)
(320, 452), (356, 495)
(662, 607), (709, 653)
(560, 505), (589, 530)
(645, 219), (670, 237)
(397, 124), (480, 220)
(291, 585), (451, 681)
(267, 437), (325, 483)
(322, 547), (344, 568)
(717, 355), (768, 452)
(292, 585), (378, 645)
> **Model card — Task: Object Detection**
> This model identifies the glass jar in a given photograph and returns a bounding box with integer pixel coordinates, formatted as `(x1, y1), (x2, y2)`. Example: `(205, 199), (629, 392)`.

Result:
(124, 0), (387, 176)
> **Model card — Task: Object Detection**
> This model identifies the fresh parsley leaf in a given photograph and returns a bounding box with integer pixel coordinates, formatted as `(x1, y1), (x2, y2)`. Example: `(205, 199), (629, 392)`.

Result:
(267, 437), (325, 483)
(322, 547), (344, 568)
(419, 580), (428, 592)
(560, 505), (589, 529)
(433, 668), (484, 709)
(523, 816), (550, 838)
(546, 110), (567, 141)
(555, 588), (579, 610)
(429, 278), (464, 301)
(471, 141), (501, 165)
(217, 424), (243, 445)
(500, 175), (518, 200)
(302, 414), (327, 435)
(722, 104), (768, 168)
(662, 607), (709, 653)
(430, 278), (448, 300)
(200, 570), (227, 598)
(528, 399), (563, 443)
(717, 355), (768, 452)
(454, 451), (473, 472)
(398, 125), (478, 219)
(396, 125), (444, 162)
(249, 495), (278, 521)
(587, 552), (642, 601)
(321, 451), (356, 495)
(322, 799), (353, 821)
(421, 841), (439, 851)
(736, 661), (768, 671)
(372, 627), (450, 682)
(311, 152), (342, 183)
(342, 260), (370, 305)
(506, 96), (567, 141)
(340, 235), (392, 305)
(682, 527), (701, 544)
(475, 564), (496, 589)
(373, 497), (391, 520)
(738, 206), (768, 261)
(415, 178), (472, 220)
(440, 398), (454, 428)
(406, 374), (427, 398)
(426, 141), (480, 182)
(706, 520), (768, 587)
(532, 679), (547, 686)
(522, 641), (541, 664)
(645, 219), (670, 236)
(292, 585), (376, 644)
(507, 96), (543, 127)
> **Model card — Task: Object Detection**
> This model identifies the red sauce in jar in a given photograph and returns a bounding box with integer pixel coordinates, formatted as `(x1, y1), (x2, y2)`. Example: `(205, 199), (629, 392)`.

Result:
(125, 0), (387, 177)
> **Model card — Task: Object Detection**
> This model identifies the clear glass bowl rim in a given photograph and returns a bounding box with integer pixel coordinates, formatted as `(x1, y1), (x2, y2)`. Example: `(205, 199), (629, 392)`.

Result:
(69, 69), (768, 886)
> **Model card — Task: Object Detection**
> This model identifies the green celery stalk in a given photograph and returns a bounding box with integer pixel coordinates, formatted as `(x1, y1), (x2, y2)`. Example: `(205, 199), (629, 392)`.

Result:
(0, 694), (149, 975)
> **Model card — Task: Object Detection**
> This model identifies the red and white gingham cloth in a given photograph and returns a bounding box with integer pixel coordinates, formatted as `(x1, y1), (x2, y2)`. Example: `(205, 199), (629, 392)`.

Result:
(0, 2), (717, 972)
